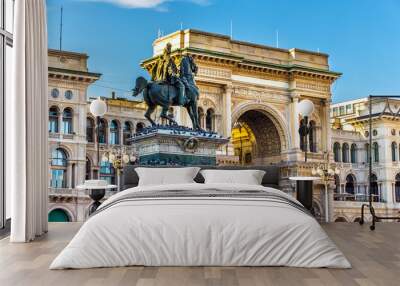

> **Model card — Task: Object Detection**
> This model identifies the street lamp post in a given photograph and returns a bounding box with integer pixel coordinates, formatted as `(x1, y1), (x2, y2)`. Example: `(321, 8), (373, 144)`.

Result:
(102, 147), (137, 192)
(298, 99), (315, 162)
(311, 152), (339, 223)
(89, 98), (107, 178)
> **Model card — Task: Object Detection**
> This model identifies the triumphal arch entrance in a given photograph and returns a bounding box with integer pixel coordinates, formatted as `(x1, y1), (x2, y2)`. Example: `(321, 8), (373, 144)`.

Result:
(141, 29), (340, 219)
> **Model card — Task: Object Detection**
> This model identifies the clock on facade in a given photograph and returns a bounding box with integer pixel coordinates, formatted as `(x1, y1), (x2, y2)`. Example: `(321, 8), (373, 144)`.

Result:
(65, 90), (73, 100)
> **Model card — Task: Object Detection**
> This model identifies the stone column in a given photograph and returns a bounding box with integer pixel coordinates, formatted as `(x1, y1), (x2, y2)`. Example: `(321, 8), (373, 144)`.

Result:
(76, 161), (86, 186)
(382, 180), (393, 203)
(59, 106), (64, 134)
(107, 119), (111, 145)
(290, 95), (300, 150)
(328, 186), (335, 222)
(67, 162), (73, 188)
(79, 104), (87, 142)
(224, 85), (232, 137)
(222, 85), (234, 156)
(322, 100), (331, 153)
(119, 123), (123, 146)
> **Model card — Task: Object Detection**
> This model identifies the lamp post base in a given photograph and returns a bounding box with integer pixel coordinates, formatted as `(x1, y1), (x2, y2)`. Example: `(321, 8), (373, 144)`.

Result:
(296, 180), (313, 212)
(88, 189), (105, 215)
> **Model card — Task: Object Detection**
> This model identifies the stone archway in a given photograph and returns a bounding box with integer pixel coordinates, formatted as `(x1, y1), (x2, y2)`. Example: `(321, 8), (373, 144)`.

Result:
(232, 102), (289, 150)
(48, 208), (72, 222)
(231, 104), (288, 164)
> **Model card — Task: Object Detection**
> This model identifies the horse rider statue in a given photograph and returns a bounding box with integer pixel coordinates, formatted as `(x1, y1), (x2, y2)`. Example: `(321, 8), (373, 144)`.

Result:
(153, 43), (187, 106)
(133, 42), (201, 129)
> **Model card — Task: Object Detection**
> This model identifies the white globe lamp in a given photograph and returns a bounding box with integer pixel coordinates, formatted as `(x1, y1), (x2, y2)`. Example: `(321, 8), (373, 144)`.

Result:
(298, 99), (314, 117)
(298, 99), (315, 162)
(90, 98), (107, 117)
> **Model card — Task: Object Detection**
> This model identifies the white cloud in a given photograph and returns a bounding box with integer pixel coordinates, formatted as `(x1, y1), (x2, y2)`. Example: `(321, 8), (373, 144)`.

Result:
(85, 0), (209, 9)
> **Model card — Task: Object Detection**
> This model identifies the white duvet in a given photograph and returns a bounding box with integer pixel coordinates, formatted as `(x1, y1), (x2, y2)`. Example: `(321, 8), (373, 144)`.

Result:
(50, 183), (351, 269)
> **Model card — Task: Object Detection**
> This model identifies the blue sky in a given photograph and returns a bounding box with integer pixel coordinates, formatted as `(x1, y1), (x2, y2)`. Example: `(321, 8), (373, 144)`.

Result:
(46, 0), (400, 103)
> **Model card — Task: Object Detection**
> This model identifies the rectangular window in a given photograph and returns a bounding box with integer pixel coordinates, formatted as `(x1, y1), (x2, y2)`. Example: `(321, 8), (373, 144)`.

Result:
(346, 104), (352, 114)
(332, 107), (338, 117)
(339, 106), (345, 116)
(51, 170), (66, 188)
(63, 120), (72, 134)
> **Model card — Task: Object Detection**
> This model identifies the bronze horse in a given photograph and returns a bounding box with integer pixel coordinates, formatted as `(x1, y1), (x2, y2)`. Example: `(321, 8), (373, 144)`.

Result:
(132, 55), (201, 130)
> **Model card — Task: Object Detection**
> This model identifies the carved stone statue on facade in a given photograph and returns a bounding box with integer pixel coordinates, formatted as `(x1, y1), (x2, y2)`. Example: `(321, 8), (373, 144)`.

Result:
(133, 43), (201, 129)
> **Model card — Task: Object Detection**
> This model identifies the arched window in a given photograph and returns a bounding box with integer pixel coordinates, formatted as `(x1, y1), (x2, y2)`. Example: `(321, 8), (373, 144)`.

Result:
(48, 209), (70, 222)
(98, 119), (107, 144)
(136, 122), (145, 133)
(333, 142), (341, 162)
(110, 120), (120, 145)
(365, 143), (370, 163)
(392, 142), (397, 162)
(49, 106), (59, 133)
(373, 142), (379, 162)
(334, 175), (340, 194)
(370, 174), (378, 201)
(350, 144), (357, 163)
(342, 143), (349, 163)
(345, 174), (355, 195)
(395, 173), (400, 203)
(206, 108), (214, 131)
(50, 148), (68, 188)
(100, 161), (115, 184)
(85, 157), (92, 180)
(123, 121), (132, 145)
(62, 108), (73, 134)
(86, 117), (95, 143)
(198, 107), (204, 129)
(309, 120), (317, 153)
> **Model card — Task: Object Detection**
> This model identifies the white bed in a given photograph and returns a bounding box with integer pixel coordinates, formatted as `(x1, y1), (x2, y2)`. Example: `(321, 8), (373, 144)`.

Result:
(50, 183), (350, 269)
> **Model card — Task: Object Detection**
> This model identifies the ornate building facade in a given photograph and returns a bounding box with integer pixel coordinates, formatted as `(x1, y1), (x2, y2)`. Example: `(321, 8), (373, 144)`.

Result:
(331, 98), (400, 222)
(142, 29), (341, 221)
(47, 49), (147, 222)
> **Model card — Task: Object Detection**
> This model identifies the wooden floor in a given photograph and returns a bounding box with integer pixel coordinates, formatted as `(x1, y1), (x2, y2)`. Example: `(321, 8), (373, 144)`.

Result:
(0, 223), (399, 286)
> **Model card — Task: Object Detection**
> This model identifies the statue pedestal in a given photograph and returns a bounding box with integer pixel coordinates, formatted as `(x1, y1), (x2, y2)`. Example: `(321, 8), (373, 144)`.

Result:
(130, 125), (229, 166)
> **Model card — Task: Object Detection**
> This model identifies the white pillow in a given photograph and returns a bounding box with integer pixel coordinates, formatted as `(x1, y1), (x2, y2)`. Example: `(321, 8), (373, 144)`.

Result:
(200, 169), (266, 185)
(136, 167), (200, 186)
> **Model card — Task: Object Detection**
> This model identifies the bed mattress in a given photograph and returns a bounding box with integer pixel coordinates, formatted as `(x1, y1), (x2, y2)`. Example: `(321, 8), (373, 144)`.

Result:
(50, 183), (351, 269)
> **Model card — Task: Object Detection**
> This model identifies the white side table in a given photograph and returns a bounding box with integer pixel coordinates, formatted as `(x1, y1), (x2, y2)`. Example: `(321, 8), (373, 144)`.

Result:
(77, 180), (117, 215)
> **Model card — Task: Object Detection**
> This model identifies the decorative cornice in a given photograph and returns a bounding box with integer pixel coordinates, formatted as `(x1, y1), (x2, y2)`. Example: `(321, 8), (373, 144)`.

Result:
(141, 47), (341, 82)
(48, 67), (101, 83)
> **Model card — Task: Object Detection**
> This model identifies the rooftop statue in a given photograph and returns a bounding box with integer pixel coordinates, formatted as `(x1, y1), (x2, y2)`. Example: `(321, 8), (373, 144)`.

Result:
(133, 43), (201, 130)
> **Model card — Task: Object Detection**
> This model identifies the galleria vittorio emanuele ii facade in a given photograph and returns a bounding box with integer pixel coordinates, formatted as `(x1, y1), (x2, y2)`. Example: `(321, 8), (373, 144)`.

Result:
(47, 29), (399, 223)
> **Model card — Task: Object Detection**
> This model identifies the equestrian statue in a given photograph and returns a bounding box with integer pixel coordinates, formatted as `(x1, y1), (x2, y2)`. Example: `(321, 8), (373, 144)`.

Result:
(132, 42), (201, 130)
